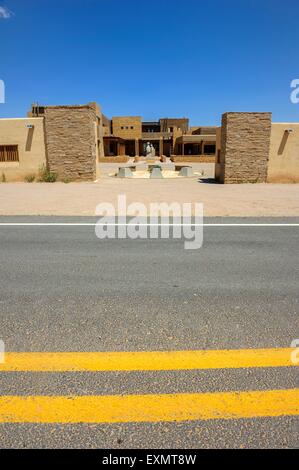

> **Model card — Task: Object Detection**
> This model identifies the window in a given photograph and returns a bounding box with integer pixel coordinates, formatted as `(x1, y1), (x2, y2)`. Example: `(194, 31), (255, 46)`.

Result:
(121, 126), (124, 129)
(203, 144), (216, 155)
(130, 126), (134, 129)
(0, 145), (19, 162)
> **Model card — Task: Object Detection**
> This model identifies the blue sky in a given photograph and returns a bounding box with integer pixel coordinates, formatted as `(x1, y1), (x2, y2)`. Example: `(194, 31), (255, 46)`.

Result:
(1, 0), (299, 125)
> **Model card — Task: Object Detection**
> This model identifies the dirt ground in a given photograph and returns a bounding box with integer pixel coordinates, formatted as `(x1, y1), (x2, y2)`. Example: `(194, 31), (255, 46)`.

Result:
(0, 163), (299, 216)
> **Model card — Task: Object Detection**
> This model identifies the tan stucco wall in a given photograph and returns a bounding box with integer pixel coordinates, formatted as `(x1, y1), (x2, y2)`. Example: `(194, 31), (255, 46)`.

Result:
(268, 123), (299, 182)
(0, 118), (46, 181)
(214, 127), (222, 179)
(172, 127), (183, 153)
(112, 116), (142, 139)
(215, 127), (221, 158)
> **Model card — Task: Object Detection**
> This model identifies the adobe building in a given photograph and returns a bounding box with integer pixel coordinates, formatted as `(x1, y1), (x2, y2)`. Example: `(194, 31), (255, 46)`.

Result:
(0, 116), (47, 181)
(102, 115), (217, 163)
(0, 102), (103, 182)
(0, 102), (298, 183)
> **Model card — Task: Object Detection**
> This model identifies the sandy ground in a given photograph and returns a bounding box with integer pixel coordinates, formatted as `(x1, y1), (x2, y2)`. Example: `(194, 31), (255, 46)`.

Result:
(0, 163), (299, 216)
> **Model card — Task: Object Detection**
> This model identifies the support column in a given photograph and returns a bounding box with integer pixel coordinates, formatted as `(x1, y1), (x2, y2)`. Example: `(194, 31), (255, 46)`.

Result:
(159, 137), (163, 157)
(182, 142), (185, 156)
(135, 139), (139, 157)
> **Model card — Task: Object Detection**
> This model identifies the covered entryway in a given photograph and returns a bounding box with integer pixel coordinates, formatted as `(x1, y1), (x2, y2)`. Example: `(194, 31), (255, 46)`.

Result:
(103, 137), (125, 157)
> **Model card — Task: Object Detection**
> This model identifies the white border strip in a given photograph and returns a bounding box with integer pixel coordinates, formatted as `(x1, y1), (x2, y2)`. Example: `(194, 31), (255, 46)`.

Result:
(0, 223), (298, 227)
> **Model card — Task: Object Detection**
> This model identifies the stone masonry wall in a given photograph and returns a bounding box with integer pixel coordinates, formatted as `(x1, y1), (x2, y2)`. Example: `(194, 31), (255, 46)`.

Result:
(218, 112), (272, 183)
(44, 105), (97, 181)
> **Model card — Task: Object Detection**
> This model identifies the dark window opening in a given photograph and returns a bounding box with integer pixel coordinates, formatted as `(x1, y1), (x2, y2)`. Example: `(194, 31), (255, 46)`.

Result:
(0, 145), (19, 162)
(203, 144), (216, 155)
(125, 140), (136, 157)
(142, 122), (161, 133)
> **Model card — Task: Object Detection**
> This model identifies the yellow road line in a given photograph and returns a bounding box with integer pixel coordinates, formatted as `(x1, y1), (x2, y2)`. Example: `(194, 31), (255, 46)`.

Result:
(0, 348), (295, 372)
(0, 389), (298, 423)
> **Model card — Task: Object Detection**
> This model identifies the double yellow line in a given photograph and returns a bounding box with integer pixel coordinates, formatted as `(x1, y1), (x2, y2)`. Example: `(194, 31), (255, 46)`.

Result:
(0, 347), (295, 372)
(0, 348), (298, 423)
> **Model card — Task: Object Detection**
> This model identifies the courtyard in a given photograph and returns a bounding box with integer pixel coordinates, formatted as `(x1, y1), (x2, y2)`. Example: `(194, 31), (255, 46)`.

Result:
(0, 162), (299, 217)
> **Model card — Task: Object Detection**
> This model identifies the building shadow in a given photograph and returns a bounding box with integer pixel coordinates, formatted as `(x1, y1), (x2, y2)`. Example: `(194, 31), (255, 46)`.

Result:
(198, 177), (219, 184)
(278, 131), (289, 155)
(25, 127), (34, 151)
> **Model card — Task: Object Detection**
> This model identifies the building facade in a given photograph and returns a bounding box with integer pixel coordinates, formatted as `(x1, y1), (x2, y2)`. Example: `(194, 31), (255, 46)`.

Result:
(101, 116), (217, 162)
(0, 103), (298, 183)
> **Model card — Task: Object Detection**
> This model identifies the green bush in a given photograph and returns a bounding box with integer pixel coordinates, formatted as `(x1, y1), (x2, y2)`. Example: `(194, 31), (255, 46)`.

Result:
(38, 165), (57, 183)
(25, 174), (35, 183)
(1, 173), (6, 183)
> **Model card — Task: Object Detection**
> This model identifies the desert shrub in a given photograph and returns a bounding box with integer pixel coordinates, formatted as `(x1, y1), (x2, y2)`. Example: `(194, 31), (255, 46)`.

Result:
(1, 173), (6, 183)
(25, 174), (35, 183)
(38, 165), (57, 183)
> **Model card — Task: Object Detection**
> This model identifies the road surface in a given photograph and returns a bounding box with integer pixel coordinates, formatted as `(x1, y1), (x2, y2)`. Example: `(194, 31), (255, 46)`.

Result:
(0, 217), (298, 448)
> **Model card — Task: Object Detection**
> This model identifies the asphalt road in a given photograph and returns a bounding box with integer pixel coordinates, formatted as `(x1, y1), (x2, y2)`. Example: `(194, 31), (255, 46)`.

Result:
(0, 217), (298, 448)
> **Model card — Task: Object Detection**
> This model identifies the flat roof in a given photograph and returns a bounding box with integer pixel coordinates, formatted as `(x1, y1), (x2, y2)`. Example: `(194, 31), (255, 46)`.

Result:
(0, 117), (44, 121)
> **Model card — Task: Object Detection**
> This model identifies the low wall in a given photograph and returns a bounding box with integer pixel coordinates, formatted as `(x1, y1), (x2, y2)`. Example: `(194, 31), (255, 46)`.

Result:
(267, 123), (299, 183)
(171, 155), (215, 163)
(99, 156), (130, 163)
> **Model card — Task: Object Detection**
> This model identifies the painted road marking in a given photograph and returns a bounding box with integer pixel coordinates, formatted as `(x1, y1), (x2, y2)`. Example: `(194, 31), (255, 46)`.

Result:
(0, 223), (299, 226)
(0, 389), (298, 423)
(0, 348), (296, 372)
